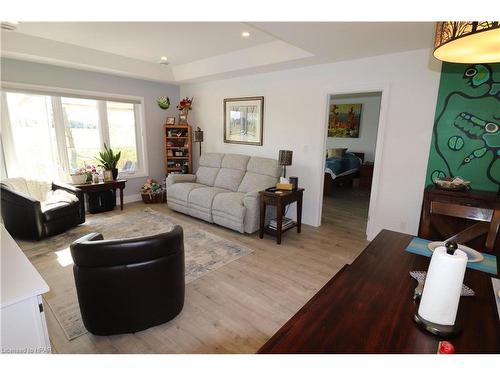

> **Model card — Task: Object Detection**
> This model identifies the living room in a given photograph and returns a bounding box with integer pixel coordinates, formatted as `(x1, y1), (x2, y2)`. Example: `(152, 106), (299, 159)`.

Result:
(1, 1), (499, 373)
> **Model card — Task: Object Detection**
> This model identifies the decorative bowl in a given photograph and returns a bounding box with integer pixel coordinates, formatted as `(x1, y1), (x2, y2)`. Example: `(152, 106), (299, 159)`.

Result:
(434, 177), (471, 191)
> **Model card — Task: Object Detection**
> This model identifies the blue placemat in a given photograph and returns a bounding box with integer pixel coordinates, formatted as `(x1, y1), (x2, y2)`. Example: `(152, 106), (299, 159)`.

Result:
(405, 237), (497, 275)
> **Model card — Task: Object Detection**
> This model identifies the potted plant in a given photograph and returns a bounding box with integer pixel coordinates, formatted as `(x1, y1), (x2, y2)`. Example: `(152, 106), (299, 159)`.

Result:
(96, 143), (121, 181)
(140, 178), (165, 203)
(70, 164), (97, 184)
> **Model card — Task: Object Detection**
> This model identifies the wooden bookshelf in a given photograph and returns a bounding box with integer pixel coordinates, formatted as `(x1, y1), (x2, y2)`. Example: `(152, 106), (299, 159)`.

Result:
(164, 124), (193, 175)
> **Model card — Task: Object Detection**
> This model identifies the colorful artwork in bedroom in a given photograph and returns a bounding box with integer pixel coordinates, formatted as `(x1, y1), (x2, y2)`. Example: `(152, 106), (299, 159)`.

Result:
(328, 103), (362, 138)
(425, 62), (500, 192)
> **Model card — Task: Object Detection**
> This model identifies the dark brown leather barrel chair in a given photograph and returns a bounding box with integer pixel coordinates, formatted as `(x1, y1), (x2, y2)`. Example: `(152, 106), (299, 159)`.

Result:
(70, 226), (185, 335)
(0, 181), (85, 240)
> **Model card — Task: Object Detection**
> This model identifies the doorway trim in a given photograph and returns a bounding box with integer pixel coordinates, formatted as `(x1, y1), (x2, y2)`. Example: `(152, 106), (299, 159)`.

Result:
(317, 83), (391, 241)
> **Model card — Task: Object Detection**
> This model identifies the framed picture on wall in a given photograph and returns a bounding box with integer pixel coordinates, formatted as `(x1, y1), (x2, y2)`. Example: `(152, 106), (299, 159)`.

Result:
(328, 103), (362, 138)
(223, 96), (264, 146)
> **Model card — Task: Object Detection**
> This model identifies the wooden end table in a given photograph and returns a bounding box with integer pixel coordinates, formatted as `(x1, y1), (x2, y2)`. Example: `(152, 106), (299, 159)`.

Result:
(72, 179), (127, 211)
(259, 188), (304, 244)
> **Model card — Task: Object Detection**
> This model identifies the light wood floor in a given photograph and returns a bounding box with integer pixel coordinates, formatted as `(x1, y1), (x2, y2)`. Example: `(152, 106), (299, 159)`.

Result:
(46, 190), (370, 353)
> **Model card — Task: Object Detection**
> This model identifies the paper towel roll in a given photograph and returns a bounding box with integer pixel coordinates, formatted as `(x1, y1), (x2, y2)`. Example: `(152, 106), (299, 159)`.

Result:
(418, 246), (467, 326)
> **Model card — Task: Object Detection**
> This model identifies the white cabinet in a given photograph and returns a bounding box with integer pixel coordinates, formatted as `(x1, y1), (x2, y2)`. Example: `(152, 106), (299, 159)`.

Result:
(1, 225), (51, 354)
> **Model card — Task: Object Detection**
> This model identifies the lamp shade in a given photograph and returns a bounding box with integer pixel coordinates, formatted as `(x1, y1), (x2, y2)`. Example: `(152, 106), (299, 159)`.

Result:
(194, 127), (204, 142)
(433, 21), (500, 63)
(278, 150), (293, 166)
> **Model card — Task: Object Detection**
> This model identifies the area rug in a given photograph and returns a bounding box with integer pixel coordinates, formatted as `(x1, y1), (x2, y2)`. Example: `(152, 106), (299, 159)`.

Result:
(16, 208), (253, 341)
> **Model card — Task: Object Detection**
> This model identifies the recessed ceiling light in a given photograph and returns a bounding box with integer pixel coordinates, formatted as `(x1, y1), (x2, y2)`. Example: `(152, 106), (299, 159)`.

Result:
(159, 56), (169, 65)
(241, 31), (250, 38)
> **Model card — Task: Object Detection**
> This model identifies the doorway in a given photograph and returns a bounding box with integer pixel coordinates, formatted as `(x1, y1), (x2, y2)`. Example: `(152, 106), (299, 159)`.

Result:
(320, 91), (383, 240)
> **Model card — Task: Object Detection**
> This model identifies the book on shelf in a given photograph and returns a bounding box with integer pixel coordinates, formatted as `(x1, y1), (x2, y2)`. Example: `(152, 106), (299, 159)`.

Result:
(268, 217), (295, 229)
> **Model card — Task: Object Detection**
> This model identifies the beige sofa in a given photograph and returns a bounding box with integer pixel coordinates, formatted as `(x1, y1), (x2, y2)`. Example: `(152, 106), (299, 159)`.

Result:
(166, 153), (280, 233)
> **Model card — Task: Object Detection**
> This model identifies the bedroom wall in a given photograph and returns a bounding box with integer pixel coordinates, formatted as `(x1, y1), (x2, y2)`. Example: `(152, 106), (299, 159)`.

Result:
(326, 93), (381, 162)
(181, 48), (442, 239)
(1, 58), (180, 200)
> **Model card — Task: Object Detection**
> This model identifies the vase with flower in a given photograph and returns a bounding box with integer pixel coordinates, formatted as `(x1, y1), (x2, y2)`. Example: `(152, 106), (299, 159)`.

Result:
(176, 97), (193, 121)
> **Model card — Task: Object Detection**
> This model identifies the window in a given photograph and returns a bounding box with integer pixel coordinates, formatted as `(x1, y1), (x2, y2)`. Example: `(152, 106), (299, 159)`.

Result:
(4, 93), (60, 180)
(61, 97), (101, 172)
(106, 101), (139, 172)
(1, 86), (147, 181)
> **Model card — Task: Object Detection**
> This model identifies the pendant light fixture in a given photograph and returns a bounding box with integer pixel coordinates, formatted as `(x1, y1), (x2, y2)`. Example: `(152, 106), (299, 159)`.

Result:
(433, 21), (500, 63)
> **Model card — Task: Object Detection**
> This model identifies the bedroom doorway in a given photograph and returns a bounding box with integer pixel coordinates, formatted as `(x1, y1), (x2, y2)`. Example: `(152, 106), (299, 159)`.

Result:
(321, 91), (383, 240)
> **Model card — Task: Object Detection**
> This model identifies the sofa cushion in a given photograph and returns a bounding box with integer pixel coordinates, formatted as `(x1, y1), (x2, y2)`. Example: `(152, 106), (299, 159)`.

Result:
(196, 167), (220, 186)
(238, 156), (280, 193)
(42, 201), (80, 222)
(213, 154), (250, 191)
(238, 173), (279, 193)
(167, 182), (205, 204)
(188, 187), (229, 210)
(214, 169), (246, 191)
(212, 192), (246, 219)
(188, 187), (229, 222)
(246, 157), (281, 177)
(200, 153), (224, 168)
(196, 153), (224, 186)
(221, 154), (250, 170)
(212, 192), (246, 233)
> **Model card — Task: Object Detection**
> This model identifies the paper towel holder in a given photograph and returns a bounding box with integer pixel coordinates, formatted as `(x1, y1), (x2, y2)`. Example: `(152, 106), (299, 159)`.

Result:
(413, 240), (462, 338)
(413, 312), (461, 338)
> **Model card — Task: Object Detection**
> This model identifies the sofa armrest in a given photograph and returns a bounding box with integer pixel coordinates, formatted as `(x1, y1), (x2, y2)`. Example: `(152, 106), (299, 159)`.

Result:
(166, 174), (196, 188)
(52, 182), (85, 223)
(52, 181), (82, 195)
(0, 185), (44, 239)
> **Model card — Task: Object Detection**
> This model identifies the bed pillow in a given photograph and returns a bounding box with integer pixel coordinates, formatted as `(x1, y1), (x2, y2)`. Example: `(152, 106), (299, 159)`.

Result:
(327, 148), (348, 159)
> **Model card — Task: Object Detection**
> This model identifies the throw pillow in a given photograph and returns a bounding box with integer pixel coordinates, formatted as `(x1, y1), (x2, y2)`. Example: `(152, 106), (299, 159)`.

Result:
(327, 148), (348, 158)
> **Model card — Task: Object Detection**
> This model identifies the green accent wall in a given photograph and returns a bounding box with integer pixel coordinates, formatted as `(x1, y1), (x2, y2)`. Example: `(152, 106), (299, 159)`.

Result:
(425, 62), (500, 192)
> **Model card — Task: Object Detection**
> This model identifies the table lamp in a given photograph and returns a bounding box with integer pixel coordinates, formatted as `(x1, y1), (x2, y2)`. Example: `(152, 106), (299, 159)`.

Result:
(278, 150), (293, 178)
(194, 127), (204, 156)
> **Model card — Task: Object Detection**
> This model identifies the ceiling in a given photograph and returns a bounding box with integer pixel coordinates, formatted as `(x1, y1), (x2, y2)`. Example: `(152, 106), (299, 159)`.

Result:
(1, 22), (436, 84)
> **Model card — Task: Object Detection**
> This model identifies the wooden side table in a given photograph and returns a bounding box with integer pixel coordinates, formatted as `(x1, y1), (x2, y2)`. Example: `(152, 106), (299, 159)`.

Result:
(359, 162), (374, 189)
(259, 188), (304, 244)
(72, 179), (127, 211)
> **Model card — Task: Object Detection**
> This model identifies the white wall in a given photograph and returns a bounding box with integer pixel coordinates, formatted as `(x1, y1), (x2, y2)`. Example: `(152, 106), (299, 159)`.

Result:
(181, 48), (441, 239)
(1, 58), (180, 199)
(326, 93), (381, 162)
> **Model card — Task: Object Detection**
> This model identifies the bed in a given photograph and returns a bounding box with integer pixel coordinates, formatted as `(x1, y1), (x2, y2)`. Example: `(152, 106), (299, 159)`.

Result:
(323, 152), (364, 195)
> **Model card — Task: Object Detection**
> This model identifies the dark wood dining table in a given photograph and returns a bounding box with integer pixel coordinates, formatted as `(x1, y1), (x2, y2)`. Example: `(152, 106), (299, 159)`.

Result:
(258, 230), (500, 354)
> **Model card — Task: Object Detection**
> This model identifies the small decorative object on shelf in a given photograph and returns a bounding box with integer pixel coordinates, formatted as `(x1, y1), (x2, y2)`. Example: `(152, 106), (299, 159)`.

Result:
(179, 114), (188, 124)
(166, 116), (175, 125)
(141, 178), (166, 203)
(433, 176), (471, 191)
